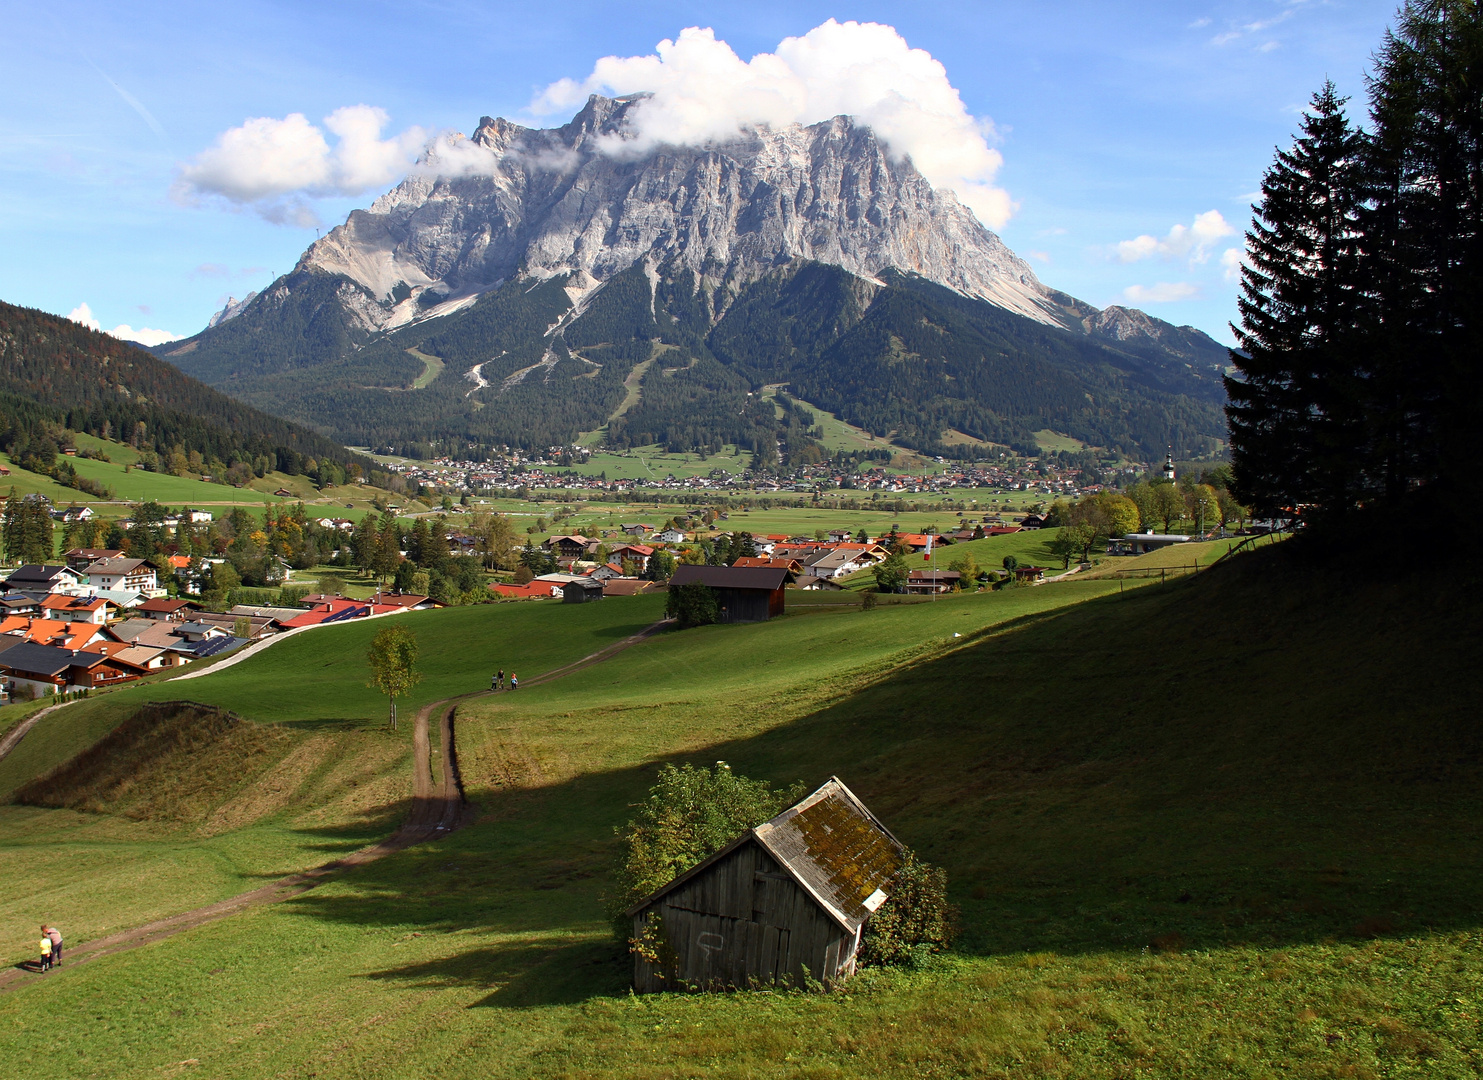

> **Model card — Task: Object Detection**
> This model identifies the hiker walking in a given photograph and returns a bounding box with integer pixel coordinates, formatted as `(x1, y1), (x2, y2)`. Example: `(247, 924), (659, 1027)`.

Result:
(509, 673), (518, 691)
(496, 668), (504, 690)
(37, 933), (52, 973)
(42, 924), (61, 967)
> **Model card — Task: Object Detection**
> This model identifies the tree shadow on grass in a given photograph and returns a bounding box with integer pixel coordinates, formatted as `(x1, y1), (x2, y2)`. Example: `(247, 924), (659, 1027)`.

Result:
(576, 619), (659, 643)
(276, 551), (1483, 1004)
(364, 938), (628, 1007)
(275, 717), (381, 733)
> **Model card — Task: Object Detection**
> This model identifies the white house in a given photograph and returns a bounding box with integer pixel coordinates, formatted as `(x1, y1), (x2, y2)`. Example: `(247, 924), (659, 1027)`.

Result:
(84, 557), (158, 594)
(654, 529), (687, 544)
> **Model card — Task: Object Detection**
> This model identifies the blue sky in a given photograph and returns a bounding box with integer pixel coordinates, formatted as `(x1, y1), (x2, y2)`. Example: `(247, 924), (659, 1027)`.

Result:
(2, 1), (1398, 345)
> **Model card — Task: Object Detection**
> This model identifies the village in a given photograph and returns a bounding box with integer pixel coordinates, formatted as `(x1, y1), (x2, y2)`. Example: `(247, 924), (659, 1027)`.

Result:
(374, 442), (1129, 502)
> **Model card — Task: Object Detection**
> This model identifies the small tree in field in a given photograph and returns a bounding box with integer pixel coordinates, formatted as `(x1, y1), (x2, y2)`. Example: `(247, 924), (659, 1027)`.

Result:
(873, 551), (908, 593)
(609, 763), (803, 934)
(367, 624), (421, 731)
(666, 581), (718, 628)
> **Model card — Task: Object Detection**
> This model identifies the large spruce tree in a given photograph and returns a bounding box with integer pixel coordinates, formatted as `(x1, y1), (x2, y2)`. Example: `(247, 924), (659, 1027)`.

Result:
(1230, 1), (1483, 525)
(1227, 82), (1369, 520)
(1364, 0), (1483, 505)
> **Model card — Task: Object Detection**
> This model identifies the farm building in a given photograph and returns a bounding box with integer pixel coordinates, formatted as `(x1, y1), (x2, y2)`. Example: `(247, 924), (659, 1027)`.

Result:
(668, 565), (787, 623)
(562, 579), (605, 603)
(626, 777), (903, 993)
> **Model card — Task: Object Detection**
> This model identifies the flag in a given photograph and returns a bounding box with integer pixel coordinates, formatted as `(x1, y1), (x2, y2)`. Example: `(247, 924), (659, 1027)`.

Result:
(923, 534), (933, 561)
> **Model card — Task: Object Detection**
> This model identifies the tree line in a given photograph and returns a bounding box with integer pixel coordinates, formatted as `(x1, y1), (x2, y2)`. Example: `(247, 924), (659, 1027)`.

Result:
(1228, 1), (1483, 528)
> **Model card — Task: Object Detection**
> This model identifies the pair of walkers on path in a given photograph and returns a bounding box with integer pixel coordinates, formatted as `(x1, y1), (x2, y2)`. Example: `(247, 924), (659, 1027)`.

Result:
(37, 924), (62, 972)
(490, 670), (518, 692)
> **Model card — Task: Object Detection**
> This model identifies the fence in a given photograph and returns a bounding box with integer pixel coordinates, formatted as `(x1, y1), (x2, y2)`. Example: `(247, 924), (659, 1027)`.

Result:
(1106, 530), (1288, 591)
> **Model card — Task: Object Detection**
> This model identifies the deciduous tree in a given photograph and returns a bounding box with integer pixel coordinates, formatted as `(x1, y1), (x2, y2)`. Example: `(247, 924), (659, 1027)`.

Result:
(366, 624), (421, 731)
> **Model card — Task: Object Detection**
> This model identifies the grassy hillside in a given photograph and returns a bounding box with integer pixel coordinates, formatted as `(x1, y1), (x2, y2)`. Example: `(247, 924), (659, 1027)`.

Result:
(0, 548), (1478, 1077)
(0, 597), (668, 799)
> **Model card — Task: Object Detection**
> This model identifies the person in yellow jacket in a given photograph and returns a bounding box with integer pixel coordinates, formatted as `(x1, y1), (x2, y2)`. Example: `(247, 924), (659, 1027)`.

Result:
(37, 934), (51, 972)
(42, 924), (62, 967)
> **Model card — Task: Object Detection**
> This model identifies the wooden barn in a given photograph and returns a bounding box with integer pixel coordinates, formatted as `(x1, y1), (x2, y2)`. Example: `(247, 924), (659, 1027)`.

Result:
(562, 578), (605, 603)
(667, 564), (787, 623)
(626, 777), (903, 993)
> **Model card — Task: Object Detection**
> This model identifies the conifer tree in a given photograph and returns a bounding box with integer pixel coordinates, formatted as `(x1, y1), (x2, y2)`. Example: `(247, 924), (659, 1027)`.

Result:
(1, 489), (21, 563)
(1227, 82), (1369, 520)
(21, 500), (53, 563)
(1364, 0), (1483, 505)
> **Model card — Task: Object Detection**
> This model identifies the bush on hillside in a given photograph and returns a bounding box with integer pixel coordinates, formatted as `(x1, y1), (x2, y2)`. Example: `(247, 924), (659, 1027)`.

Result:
(609, 762), (803, 937)
(874, 552), (908, 593)
(666, 581), (718, 627)
(860, 851), (958, 968)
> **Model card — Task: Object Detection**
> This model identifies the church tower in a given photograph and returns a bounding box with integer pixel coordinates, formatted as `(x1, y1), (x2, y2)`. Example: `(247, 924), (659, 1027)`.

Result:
(1162, 447), (1175, 482)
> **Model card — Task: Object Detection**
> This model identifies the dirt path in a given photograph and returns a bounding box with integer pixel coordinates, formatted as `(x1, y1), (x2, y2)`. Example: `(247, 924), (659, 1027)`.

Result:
(0, 696), (466, 993)
(0, 617), (669, 992)
(0, 699), (82, 766)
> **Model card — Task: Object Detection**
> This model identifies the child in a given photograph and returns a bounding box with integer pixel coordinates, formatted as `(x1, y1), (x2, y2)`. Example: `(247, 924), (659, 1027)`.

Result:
(509, 673), (518, 691)
(38, 934), (51, 973)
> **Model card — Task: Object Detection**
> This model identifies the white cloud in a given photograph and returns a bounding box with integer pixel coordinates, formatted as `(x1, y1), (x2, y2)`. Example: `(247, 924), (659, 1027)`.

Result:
(1220, 246), (1246, 284)
(175, 105), (426, 225)
(530, 20), (1014, 228)
(68, 302), (180, 346)
(1123, 282), (1201, 303)
(1211, 10), (1295, 47)
(1115, 210), (1235, 266)
(1028, 250), (1051, 264)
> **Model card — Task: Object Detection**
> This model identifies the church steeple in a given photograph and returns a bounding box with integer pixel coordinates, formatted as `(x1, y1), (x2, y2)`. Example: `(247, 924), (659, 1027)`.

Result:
(1162, 447), (1175, 482)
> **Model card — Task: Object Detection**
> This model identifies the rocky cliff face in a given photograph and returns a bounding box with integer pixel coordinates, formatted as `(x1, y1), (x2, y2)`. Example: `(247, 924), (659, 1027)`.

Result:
(296, 95), (1070, 335)
(205, 292), (257, 328)
(159, 97), (1231, 461)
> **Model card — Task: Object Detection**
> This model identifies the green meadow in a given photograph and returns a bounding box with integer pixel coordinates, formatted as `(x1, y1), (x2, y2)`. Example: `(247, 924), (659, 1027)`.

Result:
(0, 545), (1476, 1078)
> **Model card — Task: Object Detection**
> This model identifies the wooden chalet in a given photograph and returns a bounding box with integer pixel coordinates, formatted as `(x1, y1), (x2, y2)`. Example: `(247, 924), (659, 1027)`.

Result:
(905, 570), (962, 594)
(668, 565), (788, 623)
(543, 534), (591, 560)
(626, 777), (904, 993)
(0, 642), (136, 695)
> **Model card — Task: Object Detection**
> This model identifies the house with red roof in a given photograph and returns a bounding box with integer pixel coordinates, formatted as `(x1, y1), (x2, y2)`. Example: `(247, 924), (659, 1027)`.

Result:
(38, 594), (115, 625)
(489, 580), (565, 600)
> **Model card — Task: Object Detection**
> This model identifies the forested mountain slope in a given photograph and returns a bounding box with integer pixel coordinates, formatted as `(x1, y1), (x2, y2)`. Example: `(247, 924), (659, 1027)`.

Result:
(164, 262), (1229, 461)
(0, 301), (369, 477)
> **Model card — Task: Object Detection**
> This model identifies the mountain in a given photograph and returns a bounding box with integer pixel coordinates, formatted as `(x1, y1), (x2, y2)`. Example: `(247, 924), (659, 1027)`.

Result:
(160, 96), (1231, 461)
(207, 292), (258, 328)
(0, 299), (371, 479)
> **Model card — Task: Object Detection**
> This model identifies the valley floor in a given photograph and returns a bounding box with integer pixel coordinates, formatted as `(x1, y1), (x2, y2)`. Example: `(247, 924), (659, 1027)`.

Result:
(0, 551), (1478, 1078)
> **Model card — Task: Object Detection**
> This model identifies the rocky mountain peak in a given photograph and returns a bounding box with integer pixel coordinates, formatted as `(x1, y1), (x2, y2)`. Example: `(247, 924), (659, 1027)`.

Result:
(205, 292), (258, 328)
(291, 96), (1069, 336)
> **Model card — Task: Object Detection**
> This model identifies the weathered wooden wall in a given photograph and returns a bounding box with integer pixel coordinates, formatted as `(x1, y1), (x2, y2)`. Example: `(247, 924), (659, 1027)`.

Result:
(712, 588), (778, 623)
(632, 839), (857, 993)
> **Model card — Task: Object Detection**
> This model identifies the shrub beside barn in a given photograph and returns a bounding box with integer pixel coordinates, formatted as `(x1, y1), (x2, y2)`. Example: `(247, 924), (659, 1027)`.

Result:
(625, 777), (903, 992)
